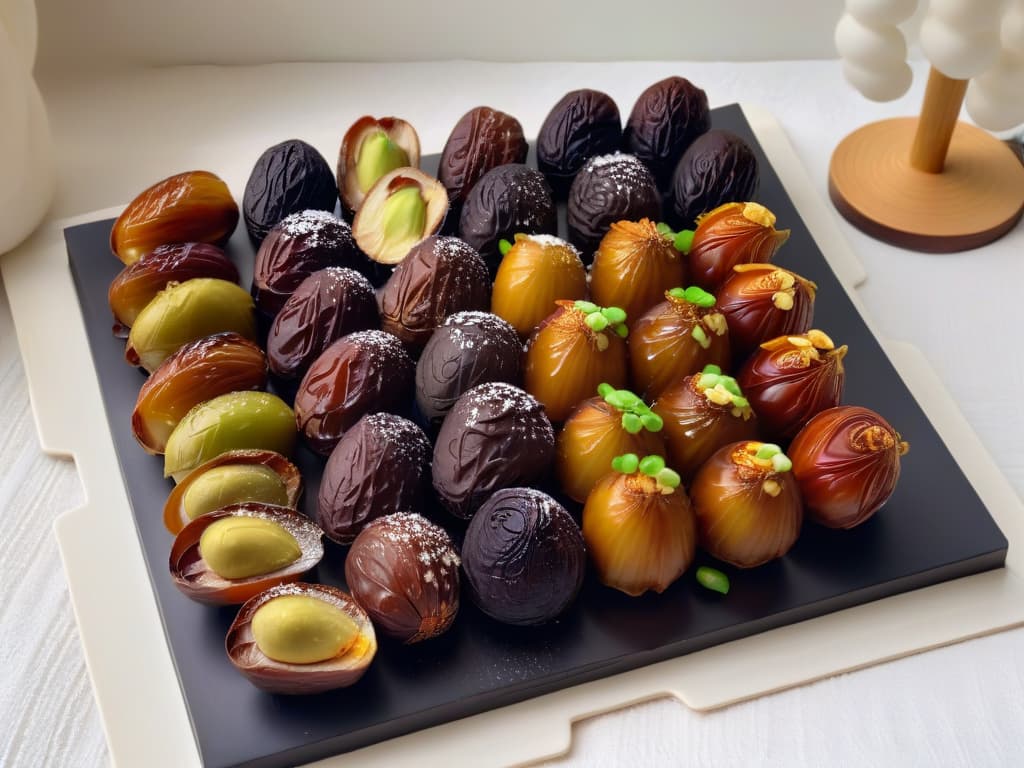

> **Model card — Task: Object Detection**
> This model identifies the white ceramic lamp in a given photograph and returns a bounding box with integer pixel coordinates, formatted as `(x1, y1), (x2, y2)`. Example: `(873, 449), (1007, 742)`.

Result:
(0, 0), (55, 255)
(830, 0), (1024, 252)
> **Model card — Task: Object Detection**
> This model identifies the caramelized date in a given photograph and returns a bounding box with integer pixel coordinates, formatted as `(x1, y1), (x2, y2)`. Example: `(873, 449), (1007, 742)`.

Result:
(108, 243), (238, 333)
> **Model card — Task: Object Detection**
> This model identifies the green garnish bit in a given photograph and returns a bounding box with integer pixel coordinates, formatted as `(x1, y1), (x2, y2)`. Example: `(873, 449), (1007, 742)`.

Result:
(575, 301), (628, 338)
(498, 238), (513, 256)
(656, 468), (681, 489)
(691, 325), (710, 349)
(640, 412), (664, 432)
(720, 377), (742, 397)
(612, 453), (640, 474)
(698, 372), (720, 390)
(697, 566), (730, 595)
(599, 384), (663, 434)
(655, 223), (695, 254)
(667, 285), (716, 308)
(622, 412), (642, 434)
(756, 443), (783, 460)
(771, 453), (793, 473)
(674, 230), (695, 254)
(732, 396), (749, 409)
(639, 455), (666, 475)
(702, 364), (722, 376)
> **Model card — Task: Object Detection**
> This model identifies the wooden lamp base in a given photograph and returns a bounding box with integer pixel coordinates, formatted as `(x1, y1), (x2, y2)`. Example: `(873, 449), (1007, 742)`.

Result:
(829, 118), (1024, 252)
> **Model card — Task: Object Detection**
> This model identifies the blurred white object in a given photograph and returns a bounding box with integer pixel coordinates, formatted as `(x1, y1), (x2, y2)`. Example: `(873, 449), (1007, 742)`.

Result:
(835, 0), (919, 101)
(839, 0), (1024, 132)
(0, 0), (54, 255)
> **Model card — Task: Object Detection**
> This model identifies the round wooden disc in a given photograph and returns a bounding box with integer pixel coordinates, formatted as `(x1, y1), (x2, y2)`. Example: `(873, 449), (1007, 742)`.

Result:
(829, 118), (1024, 253)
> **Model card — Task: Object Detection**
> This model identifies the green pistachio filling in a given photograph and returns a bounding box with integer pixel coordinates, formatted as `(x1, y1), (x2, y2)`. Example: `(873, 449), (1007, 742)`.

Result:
(381, 186), (426, 249)
(356, 131), (410, 193)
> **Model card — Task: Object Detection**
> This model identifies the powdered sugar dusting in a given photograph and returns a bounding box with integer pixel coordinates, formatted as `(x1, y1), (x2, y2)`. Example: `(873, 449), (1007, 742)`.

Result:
(344, 329), (410, 365)
(317, 266), (374, 300)
(460, 383), (554, 444)
(362, 412), (430, 463)
(583, 153), (655, 191)
(443, 311), (519, 350)
(524, 233), (578, 254)
(367, 512), (461, 572)
(277, 209), (351, 249)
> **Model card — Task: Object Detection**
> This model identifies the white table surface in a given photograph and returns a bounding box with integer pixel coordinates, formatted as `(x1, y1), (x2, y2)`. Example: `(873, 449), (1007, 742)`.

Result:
(1, 59), (1023, 768)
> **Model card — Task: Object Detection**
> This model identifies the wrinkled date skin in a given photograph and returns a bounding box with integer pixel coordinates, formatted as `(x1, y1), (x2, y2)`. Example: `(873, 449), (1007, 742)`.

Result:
(432, 382), (555, 520)
(670, 130), (760, 228)
(294, 330), (414, 455)
(252, 211), (365, 316)
(108, 242), (239, 334)
(623, 77), (710, 187)
(242, 139), (339, 246)
(462, 488), (586, 626)
(567, 154), (662, 258)
(378, 236), (490, 354)
(266, 267), (379, 380)
(318, 414), (431, 543)
(415, 311), (523, 427)
(459, 164), (558, 271)
(537, 89), (622, 196)
(438, 107), (528, 208)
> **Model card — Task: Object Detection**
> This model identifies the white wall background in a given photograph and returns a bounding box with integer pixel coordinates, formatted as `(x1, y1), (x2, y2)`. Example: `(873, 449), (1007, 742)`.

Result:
(36, 0), (859, 70)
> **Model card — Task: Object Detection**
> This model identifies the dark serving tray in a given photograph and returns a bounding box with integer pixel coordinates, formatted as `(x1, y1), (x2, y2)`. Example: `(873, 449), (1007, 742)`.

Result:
(66, 104), (1008, 768)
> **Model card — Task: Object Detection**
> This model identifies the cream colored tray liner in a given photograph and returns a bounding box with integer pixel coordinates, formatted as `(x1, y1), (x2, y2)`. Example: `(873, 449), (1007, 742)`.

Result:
(3, 105), (1022, 768)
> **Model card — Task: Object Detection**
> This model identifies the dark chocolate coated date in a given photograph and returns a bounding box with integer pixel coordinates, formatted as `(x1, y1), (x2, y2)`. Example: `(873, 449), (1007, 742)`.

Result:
(266, 267), (378, 380)
(458, 164), (557, 271)
(670, 130), (760, 228)
(252, 210), (365, 316)
(462, 488), (585, 626)
(623, 77), (710, 187)
(378, 236), (490, 354)
(294, 330), (414, 455)
(242, 139), (339, 246)
(318, 414), (431, 543)
(432, 382), (555, 519)
(537, 89), (622, 196)
(566, 153), (661, 258)
(415, 311), (522, 426)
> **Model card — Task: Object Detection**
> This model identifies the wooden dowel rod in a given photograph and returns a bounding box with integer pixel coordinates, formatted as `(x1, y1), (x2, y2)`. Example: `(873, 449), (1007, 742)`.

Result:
(910, 67), (969, 174)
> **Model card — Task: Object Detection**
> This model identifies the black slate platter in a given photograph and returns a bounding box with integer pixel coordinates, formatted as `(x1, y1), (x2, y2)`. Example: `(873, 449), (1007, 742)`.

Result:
(67, 104), (1007, 768)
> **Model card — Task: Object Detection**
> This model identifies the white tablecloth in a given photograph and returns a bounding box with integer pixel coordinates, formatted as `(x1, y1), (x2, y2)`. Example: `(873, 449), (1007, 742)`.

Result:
(1, 59), (1022, 767)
